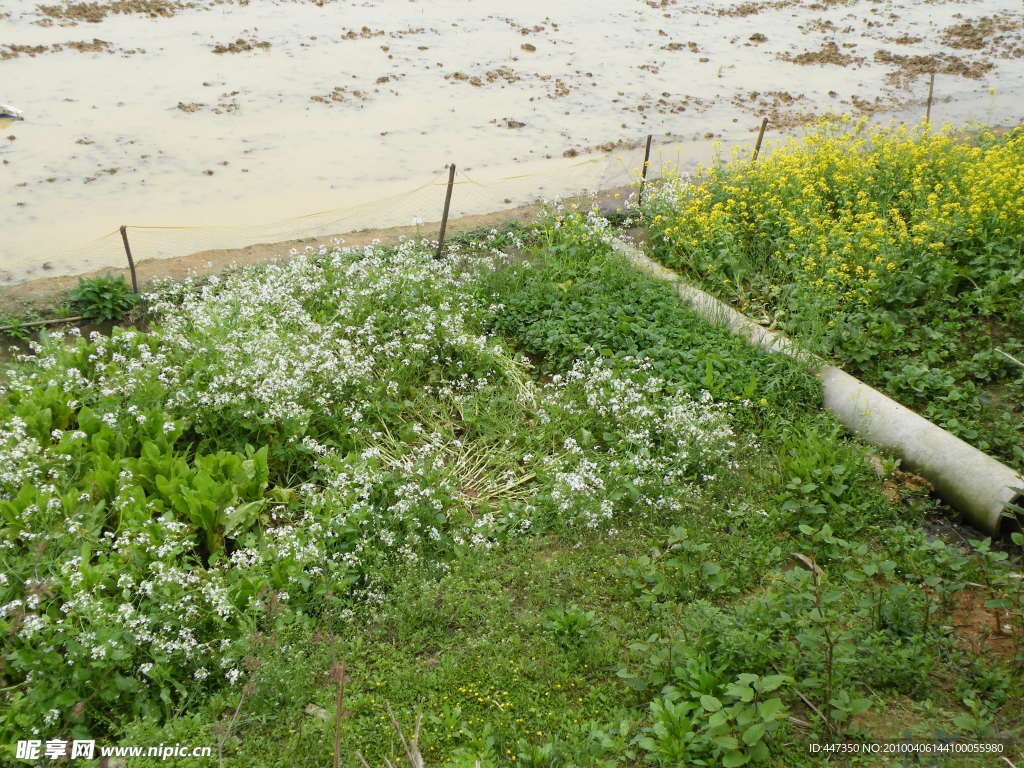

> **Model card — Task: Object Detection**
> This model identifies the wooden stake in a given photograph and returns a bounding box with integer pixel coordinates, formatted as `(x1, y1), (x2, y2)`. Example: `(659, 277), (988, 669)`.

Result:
(435, 164), (455, 260)
(752, 117), (768, 162)
(925, 72), (935, 123)
(637, 134), (653, 205)
(119, 225), (138, 293)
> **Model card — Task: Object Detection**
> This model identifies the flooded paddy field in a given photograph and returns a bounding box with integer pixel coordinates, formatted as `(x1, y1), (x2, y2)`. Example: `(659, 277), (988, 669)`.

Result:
(1, 0), (1022, 283)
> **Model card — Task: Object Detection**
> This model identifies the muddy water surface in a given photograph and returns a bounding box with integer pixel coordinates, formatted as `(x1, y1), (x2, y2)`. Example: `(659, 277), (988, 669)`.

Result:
(2, 0), (1022, 283)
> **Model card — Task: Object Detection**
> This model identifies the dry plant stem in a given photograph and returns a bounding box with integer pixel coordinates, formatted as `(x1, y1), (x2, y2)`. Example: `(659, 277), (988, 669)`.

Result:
(995, 348), (1024, 369)
(811, 564), (836, 732)
(773, 662), (828, 727)
(217, 681), (250, 768)
(388, 703), (424, 768)
(355, 706), (426, 768)
(787, 715), (812, 731)
(333, 661), (347, 768)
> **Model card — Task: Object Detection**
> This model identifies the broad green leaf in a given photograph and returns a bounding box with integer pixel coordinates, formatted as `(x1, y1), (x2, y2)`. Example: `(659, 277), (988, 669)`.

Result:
(757, 697), (786, 721)
(700, 694), (723, 712)
(757, 674), (790, 693)
(742, 723), (766, 746)
(722, 748), (749, 766)
(725, 683), (755, 702)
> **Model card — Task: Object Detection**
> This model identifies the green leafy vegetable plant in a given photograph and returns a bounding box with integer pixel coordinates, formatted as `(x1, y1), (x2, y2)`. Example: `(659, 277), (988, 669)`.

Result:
(67, 273), (140, 322)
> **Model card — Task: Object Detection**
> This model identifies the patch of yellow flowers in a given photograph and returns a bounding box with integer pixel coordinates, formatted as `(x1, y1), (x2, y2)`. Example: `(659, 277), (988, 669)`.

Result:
(646, 118), (1024, 312)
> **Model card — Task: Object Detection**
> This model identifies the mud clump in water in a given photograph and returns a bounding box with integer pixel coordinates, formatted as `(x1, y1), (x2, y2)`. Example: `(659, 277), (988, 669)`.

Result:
(446, 67), (522, 88)
(874, 48), (995, 84)
(212, 38), (271, 54)
(713, 0), (793, 18)
(0, 43), (51, 60)
(310, 86), (369, 105)
(341, 26), (385, 40)
(781, 41), (864, 67)
(36, 1), (190, 24)
(1, 38), (141, 57)
(65, 39), (114, 53)
(731, 89), (829, 130)
(942, 13), (1024, 53)
(83, 167), (120, 184)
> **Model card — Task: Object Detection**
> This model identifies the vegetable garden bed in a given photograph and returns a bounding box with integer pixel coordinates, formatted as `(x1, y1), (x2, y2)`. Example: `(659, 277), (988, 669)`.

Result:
(0, 205), (1021, 766)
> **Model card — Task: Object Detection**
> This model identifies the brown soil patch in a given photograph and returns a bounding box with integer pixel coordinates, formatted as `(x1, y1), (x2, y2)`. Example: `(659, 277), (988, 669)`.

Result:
(0, 43), (50, 60)
(622, 92), (708, 118)
(446, 67), (522, 88)
(37, 0), (188, 24)
(781, 41), (865, 67)
(82, 167), (120, 184)
(340, 26), (385, 40)
(950, 588), (1020, 660)
(212, 38), (271, 54)
(443, 66), (573, 101)
(881, 469), (934, 505)
(729, 90), (848, 131)
(0, 186), (631, 316)
(65, 38), (113, 53)
(942, 14), (1024, 53)
(176, 91), (240, 114)
(0, 39), (138, 59)
(874, 49), (994, 85)
(799, 19), (838, 34)
(713, 1), (792, 18)
(310, 85), (369, 105)
(677, 41), (699, 53)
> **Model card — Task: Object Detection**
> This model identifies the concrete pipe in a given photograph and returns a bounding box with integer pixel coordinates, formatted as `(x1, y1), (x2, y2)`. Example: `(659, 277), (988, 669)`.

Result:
(613, 238), (1023, 535)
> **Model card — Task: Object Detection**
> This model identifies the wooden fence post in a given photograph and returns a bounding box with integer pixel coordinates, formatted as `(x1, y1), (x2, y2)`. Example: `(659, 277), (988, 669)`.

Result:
(435, 164), (456, 260)
(925, 72), (935, 123)
(120, 225), (138, 293)
(637, 134), (653, 205)
(752, 118), (768, 162)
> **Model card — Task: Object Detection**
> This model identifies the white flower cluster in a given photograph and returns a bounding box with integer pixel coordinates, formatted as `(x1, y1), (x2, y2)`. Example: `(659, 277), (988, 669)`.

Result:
(536, 357), (738, 528)
(0, 416), (45, 496)
(546, 203), (617, 249)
